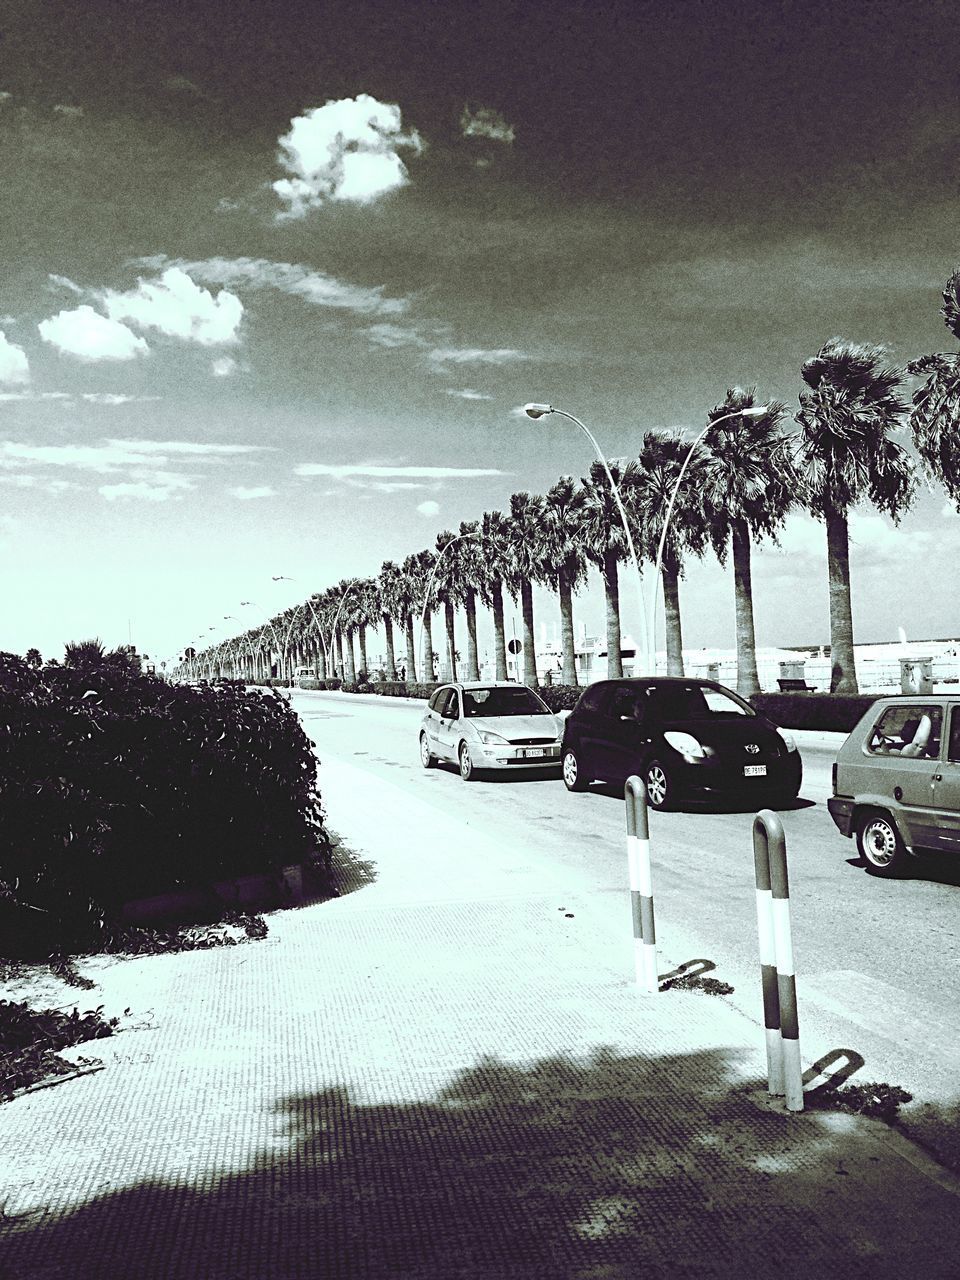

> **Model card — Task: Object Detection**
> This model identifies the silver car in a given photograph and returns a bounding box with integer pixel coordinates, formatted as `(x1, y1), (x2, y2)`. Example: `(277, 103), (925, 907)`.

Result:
(419, 681), (563, 781)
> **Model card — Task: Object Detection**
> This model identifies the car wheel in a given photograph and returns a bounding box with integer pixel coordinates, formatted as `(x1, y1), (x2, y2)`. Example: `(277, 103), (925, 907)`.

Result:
(644, 759), (673, 811)
(419, 733), (436, 769)
(459, 743), (480, 782)
(562, 746), (589, 792)
(856, 810), (908, 877)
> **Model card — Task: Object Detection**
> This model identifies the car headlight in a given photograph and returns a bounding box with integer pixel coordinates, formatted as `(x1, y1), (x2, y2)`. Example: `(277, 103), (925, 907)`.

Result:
(663, 731), (713, 762)
(777, 728), (798, 753)
(477, 730), (509, 746)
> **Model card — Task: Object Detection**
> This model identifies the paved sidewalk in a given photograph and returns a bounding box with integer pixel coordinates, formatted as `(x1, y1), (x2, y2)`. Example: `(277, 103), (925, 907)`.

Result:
(1, 755), (958, 1278)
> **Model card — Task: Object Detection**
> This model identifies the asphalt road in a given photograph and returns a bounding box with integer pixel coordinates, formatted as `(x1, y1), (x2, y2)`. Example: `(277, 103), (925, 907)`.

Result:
(291, 689), (960, 1171)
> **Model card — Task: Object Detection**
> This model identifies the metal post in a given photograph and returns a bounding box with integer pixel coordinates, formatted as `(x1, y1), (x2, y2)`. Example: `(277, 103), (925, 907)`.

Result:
(625, 776), (658, 993)
(753, 810), (803, 1111)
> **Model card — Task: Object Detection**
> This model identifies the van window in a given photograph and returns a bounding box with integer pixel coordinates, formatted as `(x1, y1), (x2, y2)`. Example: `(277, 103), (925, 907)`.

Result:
(867, 704), (942, 759)
(948, 708), (960, 763)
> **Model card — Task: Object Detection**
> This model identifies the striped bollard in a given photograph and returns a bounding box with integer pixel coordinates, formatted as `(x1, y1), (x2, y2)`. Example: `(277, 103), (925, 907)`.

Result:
(753, 809), (803, 1111)
(625, 776), (658, 993)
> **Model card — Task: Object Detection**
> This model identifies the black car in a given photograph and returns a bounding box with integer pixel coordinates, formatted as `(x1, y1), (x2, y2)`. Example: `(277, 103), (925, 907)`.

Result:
(560, 677), (802, 809)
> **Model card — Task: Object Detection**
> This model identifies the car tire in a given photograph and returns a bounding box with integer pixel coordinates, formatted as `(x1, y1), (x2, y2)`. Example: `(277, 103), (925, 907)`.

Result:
(459, 743), (481, 782)
(856, 809), (909, 878)
(419, 733), (436, 769)
(562, 746), (589, 792)
(644, 759), (674, 811)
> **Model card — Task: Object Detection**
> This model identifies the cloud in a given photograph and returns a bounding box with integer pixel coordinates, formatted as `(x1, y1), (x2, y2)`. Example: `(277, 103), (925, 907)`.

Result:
(417, 500), (440, 517)
(80, 392), (160, 405)
(0, 332), (30, 384)
(229, 485), (276, 499)
(273, 94), (424, 217)
(38, 306), (149, 362)
(364, 323), (427, 349)
(53, 104), (83, 118)
(164, 74), (203, 97)
(151, 255), (410, 317)
(428, 346), (526, 366)
(460, 105), (515, 144)
(446, 387), (492, 400)
(102, 268), (242, 346)
(0, 391), (70, 402)
(48, 273), (83, 295)
(99, 478), (193, 502)
(211, 357), (237, 377)
(294, 463), (505, 479)
(0, 439), (266, 475)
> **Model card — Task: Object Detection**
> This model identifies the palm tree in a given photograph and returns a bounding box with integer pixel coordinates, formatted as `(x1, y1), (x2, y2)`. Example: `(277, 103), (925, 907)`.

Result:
(795, 343), (914, 694)
(396, 556), (421, 682)
(541, 478), (587, 685)
(24, 647), (42, 668)
(632, 432), (711, 677)
(64, 638), (107, 668)
(435, 531), (462, 681)
(503, 491), (546, 687)
(457, 520), (484, 680)
(907, 267), (960, 506)
(480, 510), (512, 680)
(578, 460), (640, 679)
(336, 579), (358, 684)
(377, 561), (404, 679)
(699, 389), (796, 697)
(405, 550), (437, 681)
(353, 577), (379, 678)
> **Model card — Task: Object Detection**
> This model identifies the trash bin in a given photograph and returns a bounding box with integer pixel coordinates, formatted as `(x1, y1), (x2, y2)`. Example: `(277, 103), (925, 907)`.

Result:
(900, 657), (933, 695)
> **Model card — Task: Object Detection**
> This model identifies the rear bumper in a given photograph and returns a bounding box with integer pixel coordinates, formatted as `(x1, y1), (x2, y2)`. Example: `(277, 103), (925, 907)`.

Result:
(827, 795), (855, 837)
(672, 753), (803, 800)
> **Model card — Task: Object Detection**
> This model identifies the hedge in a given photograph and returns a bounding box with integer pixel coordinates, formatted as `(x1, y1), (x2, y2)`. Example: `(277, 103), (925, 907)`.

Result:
(0, 653), (331, 943)
(749, 691), (879, 732)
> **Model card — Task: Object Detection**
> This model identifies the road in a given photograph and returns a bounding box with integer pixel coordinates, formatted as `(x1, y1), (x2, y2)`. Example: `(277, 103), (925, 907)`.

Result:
(291, 689), (960, 1170)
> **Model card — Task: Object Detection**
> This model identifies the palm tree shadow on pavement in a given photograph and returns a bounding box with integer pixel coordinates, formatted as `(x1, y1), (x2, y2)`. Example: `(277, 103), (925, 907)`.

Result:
(3, 1045), (959, 1279)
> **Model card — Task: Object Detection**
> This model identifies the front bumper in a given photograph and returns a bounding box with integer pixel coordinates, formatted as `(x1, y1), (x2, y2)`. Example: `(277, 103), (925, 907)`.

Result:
(475, 744), (561, 770)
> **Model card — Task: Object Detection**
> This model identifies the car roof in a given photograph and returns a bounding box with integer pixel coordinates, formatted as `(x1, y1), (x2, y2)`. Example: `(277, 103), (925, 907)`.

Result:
(588, 677), (728, 689)
(449, 681), (533, 690)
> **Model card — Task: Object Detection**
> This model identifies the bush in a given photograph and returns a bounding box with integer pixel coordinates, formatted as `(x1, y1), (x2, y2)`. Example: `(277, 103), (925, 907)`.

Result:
(749, 691), (879, 732)
(1, 999), (118, 1099)
(0, 653), (330, 938)
(536, 683), (583, 713)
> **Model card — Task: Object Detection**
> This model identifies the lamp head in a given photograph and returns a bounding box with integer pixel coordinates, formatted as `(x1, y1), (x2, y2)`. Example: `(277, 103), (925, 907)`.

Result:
(523, 403), (554, 420)
(741, 405), (769, 417)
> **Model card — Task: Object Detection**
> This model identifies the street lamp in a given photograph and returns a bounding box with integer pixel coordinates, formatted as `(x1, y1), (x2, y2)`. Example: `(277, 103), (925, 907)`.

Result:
(523, 403), (651, 675)
(271, 576), (327, 675)
(650, 404), (769, 661)
(239, 602), (284, 681)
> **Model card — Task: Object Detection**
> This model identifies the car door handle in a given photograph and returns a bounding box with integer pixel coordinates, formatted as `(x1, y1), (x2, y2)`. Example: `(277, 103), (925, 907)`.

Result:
(935, 774), (943, 781)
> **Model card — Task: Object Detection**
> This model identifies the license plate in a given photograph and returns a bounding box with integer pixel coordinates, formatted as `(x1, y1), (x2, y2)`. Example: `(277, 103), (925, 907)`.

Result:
(523, 748), (545, 758)
(744, 764), (767, 777)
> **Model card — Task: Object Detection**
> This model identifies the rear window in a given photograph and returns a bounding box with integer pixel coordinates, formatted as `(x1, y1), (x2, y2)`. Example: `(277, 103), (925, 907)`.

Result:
(463, 686), (549, 717)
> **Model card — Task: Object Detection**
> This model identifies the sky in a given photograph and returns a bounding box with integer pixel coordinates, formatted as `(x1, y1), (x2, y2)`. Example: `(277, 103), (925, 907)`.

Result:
(1, 0), (959, 669)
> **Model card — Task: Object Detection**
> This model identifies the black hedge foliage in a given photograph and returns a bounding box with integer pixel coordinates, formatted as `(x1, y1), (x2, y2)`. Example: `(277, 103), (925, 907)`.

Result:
(0, 654), (330, 936)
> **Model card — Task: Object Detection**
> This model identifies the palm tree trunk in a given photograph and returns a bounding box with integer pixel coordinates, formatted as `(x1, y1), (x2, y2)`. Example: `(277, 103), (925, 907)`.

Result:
(731, 517), (760, 696)
(520, 580), (537, 686)
(334, 629), (344, 681)
(422, 612), (435, 682)
(443, 600), (457, 680)
(404, 614), (417, 682)
(491, 579), (508, 680)
(826, 503), (858, 694)
(344, 629), (357, 684)
(662, 565), (684, 676)
(358, 625), (369, 678)
(557, 567), (578, 686)
(464, 588), (480, 679)
(603, 549), (623, 678)
(317, 640), (327, 681)
(383, 615), (397, 679)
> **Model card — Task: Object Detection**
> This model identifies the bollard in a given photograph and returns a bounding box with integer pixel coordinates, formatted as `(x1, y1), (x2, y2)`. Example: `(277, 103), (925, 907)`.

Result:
(625, 776), (658, 993)
(753, 810), (803, 1111)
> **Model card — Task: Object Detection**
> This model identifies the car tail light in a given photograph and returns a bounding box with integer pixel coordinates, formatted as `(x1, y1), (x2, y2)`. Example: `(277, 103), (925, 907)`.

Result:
(831, 762), (837, 793)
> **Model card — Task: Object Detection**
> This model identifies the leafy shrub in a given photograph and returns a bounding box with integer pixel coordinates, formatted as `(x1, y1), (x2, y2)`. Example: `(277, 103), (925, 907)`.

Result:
(536, 683), (583, 713)
(0, 653), (330, 938)
(1, 999), (118, 1099)
(403, 682), (440, 700)
(749, 691), (879, 732)
(374, 681), (409, 697)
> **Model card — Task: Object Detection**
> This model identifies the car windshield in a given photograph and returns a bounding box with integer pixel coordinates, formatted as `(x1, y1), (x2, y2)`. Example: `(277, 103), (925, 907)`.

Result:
(644, 684), (752, 719)
(462, 686), (549, 717)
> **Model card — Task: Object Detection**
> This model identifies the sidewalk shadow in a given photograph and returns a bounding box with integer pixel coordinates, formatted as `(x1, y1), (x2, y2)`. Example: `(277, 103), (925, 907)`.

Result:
(323, 832), (378, 898)
(3, 1045), (958, 1278)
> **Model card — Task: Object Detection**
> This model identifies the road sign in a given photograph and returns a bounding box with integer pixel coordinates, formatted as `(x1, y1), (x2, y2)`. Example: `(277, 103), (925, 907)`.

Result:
(507, 638), (522, 655)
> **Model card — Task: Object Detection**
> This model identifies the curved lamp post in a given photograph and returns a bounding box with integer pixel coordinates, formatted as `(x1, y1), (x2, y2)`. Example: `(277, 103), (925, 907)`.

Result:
(650, 405), (768, 661)
(272, 576), (328, 675)
(524, 403), (651, 675)
(416, 530), (484, 682)
(240, 602), (285, 681)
